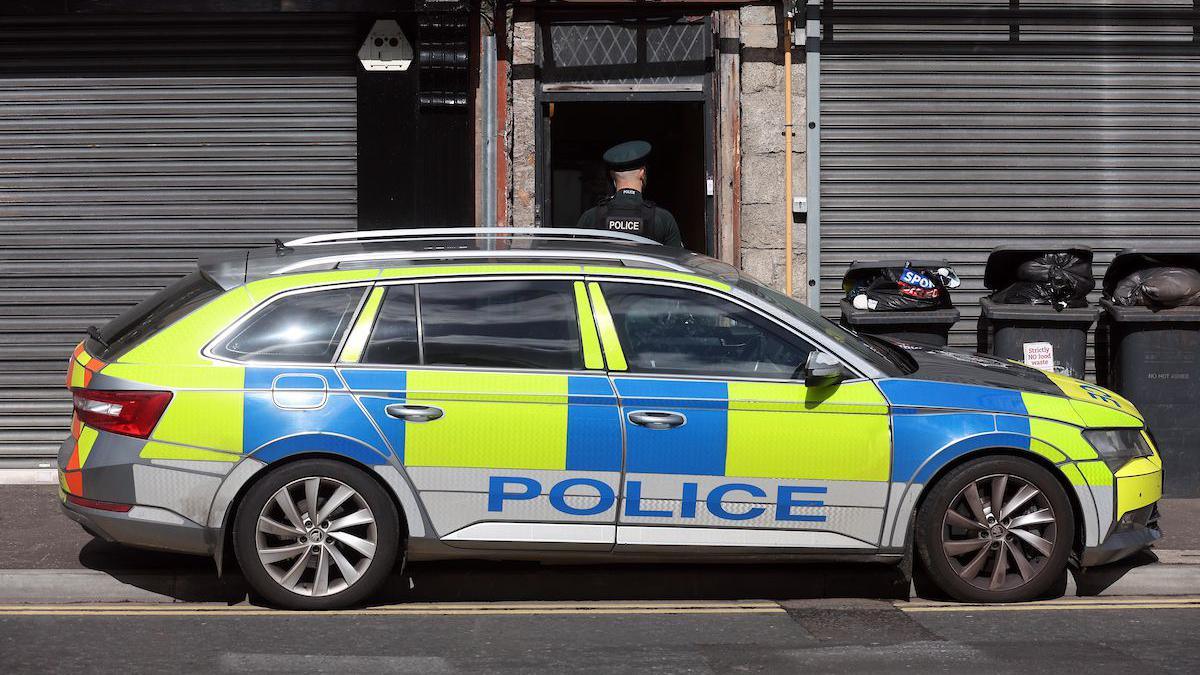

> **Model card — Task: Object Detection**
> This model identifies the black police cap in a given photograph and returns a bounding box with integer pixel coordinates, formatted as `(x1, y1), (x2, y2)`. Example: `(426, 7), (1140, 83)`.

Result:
(603, 140), (652, 171)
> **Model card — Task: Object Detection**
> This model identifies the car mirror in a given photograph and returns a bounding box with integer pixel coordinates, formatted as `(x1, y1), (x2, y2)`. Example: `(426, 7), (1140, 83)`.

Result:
(803, 351), (845, 388)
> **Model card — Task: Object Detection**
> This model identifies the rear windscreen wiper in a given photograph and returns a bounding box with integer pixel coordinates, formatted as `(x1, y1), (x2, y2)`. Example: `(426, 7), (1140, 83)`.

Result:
(86, 325), (109, 348)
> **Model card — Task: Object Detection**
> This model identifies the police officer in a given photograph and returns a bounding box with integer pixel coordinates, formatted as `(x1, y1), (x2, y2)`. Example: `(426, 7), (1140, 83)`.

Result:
(576, 140), (683, 247)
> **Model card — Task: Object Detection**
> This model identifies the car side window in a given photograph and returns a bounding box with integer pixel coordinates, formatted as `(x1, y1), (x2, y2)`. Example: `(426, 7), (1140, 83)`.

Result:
(599, 282), (815, 380)
(362, 285), (419, 365)
(416, 279), (584, 370)
(213, 286), (364, 363)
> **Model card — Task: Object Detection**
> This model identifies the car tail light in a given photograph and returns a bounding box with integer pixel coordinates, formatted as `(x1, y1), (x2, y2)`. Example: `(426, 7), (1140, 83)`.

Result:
(72, 389), (172, 439)
(66, 493), (132, 513)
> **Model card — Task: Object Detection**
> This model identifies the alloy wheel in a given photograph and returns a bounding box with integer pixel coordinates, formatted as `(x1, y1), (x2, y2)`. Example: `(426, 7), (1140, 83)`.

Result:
(255, 476), (378, 597)
(940, 473), (1058, 593)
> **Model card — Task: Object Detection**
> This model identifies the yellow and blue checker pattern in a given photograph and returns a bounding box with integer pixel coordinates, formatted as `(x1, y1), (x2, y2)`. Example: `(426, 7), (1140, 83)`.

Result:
(613, 377), (891, 482)
(340, 369), (623, 472)
(879, 376), (1149, 485)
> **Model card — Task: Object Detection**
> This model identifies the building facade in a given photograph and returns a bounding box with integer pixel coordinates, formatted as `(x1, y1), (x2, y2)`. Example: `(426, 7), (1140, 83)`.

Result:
(1, 1), (475, 458)
(492, 1), (807, 293)
(486, 0), (1200, 376)
(6, 0), (1200, 459)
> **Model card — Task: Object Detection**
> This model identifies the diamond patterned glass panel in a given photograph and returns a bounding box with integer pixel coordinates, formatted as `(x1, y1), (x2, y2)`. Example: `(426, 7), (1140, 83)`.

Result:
(647, 24), (707, 63)
(549, 24), (637, 68)
(542, 19), (709, 86)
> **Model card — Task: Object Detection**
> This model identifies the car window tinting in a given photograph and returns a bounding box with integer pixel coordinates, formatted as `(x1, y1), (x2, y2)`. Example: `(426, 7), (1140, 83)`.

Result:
(418, 280), (583, 370)
(734, 276), (908, 376)
(91, 271), (224, 360)
(362, 286), (419, 365)
(600, 282), (815, 380)
(214, 287), (364, 363)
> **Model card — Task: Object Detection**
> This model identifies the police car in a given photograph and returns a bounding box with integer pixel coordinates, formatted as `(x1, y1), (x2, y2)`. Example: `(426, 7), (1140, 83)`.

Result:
(60, 228), (1162, 609)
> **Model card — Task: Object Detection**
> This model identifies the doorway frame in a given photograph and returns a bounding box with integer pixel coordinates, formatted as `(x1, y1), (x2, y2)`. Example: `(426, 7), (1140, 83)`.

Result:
(532, 14), (718, 255)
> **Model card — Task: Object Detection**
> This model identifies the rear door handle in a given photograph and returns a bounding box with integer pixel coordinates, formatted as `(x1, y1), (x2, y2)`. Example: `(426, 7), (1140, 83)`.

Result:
(627, 410), (686, 430)
(385, 404), (444, 423)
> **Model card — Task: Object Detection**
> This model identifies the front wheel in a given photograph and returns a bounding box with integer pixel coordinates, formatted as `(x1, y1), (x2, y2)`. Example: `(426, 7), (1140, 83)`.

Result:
(915, 456), (1074, 603)
(233, 459), (400, 609)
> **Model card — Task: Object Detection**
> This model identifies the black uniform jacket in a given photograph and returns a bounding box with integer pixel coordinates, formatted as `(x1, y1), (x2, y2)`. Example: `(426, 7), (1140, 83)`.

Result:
(576, 189), (683, 247)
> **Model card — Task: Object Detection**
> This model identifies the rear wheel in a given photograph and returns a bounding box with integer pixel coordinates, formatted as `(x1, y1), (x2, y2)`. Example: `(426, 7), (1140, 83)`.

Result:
(233, 459), (400, 609)
(916, 456), (1074, 603)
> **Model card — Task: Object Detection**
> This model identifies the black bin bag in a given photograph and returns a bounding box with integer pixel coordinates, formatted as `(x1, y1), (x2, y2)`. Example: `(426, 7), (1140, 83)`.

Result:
(843, 261), (956, 312)
(1112, 267), (1200, 309)
(989, 250), (1095, 309)
(840, 260), (961, 346)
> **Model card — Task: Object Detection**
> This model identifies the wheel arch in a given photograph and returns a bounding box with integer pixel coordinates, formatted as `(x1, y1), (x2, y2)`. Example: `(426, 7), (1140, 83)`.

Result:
(908, 446), (1087, 559)
(213, 451), (411, 575)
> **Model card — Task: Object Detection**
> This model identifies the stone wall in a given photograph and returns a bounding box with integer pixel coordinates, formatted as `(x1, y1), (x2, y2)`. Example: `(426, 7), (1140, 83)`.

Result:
(508, 10), (537, 228)
(499, 4), (809, 298)
(737, 3), (806, 295)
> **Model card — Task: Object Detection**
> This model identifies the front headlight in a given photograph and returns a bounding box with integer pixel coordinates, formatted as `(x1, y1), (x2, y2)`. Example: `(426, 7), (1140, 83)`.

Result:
(1082, 428), (1154, 472)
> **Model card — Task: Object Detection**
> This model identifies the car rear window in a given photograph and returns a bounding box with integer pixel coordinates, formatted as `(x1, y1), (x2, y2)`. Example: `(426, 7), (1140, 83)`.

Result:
(212, 286), (365, 363)
(89, 271), (224, 361)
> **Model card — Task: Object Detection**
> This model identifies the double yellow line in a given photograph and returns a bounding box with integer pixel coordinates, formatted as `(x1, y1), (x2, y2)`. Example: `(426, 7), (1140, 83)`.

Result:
(901, 596), (1200, 613)
(0, 600), (785, 618)
(4, 597), (1199, 617)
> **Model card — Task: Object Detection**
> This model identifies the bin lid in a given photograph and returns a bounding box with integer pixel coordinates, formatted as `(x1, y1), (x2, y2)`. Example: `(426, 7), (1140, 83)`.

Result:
(1100, 297), (1200, 321)
(979, 296), (1100, 322)
(841, 259), (952, 293)
(983, 245), (1093, 290)
(1101, 248), (1200, 298)
(839, 298), (961, 324)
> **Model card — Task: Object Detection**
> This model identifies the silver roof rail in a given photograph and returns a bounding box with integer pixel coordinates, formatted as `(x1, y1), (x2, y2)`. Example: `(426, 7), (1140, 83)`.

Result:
(272, 248), (692, 275)
(284, 227), (660, 248)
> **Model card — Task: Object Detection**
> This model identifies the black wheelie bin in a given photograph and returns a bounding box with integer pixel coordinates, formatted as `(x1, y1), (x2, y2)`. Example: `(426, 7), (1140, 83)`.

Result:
(978, 246), (1098, 380)
(1098, 249), (1200, 497)
(840, 259), (960, 346)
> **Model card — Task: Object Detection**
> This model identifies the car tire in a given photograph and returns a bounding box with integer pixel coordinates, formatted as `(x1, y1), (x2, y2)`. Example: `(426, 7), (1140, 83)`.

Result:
(233, 459), (400, 610)
(915, 455), (1074, 603)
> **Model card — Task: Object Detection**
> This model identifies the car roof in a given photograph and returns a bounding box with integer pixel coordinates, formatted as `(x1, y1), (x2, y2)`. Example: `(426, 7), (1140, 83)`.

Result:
(198, 228), (741, 290)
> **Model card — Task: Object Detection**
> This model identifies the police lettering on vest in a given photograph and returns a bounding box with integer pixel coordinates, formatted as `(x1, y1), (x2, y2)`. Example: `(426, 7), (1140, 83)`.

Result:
(596, 188), (655, 238)
(606, 218), (644, 233)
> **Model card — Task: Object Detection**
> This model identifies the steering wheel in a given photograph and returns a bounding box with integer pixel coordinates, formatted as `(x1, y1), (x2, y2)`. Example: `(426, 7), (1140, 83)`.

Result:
(790, 363), (807, 381)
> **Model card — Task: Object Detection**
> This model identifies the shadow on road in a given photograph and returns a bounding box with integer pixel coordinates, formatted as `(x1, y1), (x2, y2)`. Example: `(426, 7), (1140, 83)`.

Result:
(1072, 549), (1160, 596)
(75, 538), (912, 605)
(72, 538), (1171, 606)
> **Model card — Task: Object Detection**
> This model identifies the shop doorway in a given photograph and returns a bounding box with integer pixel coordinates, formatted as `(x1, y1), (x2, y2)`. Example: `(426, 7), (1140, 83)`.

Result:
(543, 100), (710, 253)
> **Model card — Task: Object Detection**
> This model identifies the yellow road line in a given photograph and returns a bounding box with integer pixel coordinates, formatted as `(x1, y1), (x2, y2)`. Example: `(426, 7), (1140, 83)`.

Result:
(0, 608), (783, 618)
(901, 600), (1200, 613)
(0, 600), (779, 612)
(903, 595), (1200, 608)
(0, 600), (785, 617)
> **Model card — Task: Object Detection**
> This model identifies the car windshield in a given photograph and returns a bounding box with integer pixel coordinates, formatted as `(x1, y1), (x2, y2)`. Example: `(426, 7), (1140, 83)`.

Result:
(734, 277), (913, 376)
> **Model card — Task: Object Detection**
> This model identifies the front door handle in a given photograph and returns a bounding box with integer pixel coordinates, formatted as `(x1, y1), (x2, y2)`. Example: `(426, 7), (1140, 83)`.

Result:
(627, 410), (686, 430)
(385, 404), (444, 423)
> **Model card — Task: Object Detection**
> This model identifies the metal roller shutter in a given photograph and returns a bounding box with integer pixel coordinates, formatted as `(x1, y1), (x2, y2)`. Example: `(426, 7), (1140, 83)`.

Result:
(0, 14), (358, 458)
(820, 1), (1200, 378)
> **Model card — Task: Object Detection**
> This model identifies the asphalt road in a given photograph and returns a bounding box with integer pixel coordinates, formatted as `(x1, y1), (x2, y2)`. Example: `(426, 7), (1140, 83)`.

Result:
(1, 598), (1198, 673)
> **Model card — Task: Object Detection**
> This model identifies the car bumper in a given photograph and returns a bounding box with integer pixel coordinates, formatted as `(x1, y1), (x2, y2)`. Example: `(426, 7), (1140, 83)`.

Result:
(58, 423), (235, 557)
(59, 490), (213, 556)
(1080, 502), (1162, 567)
